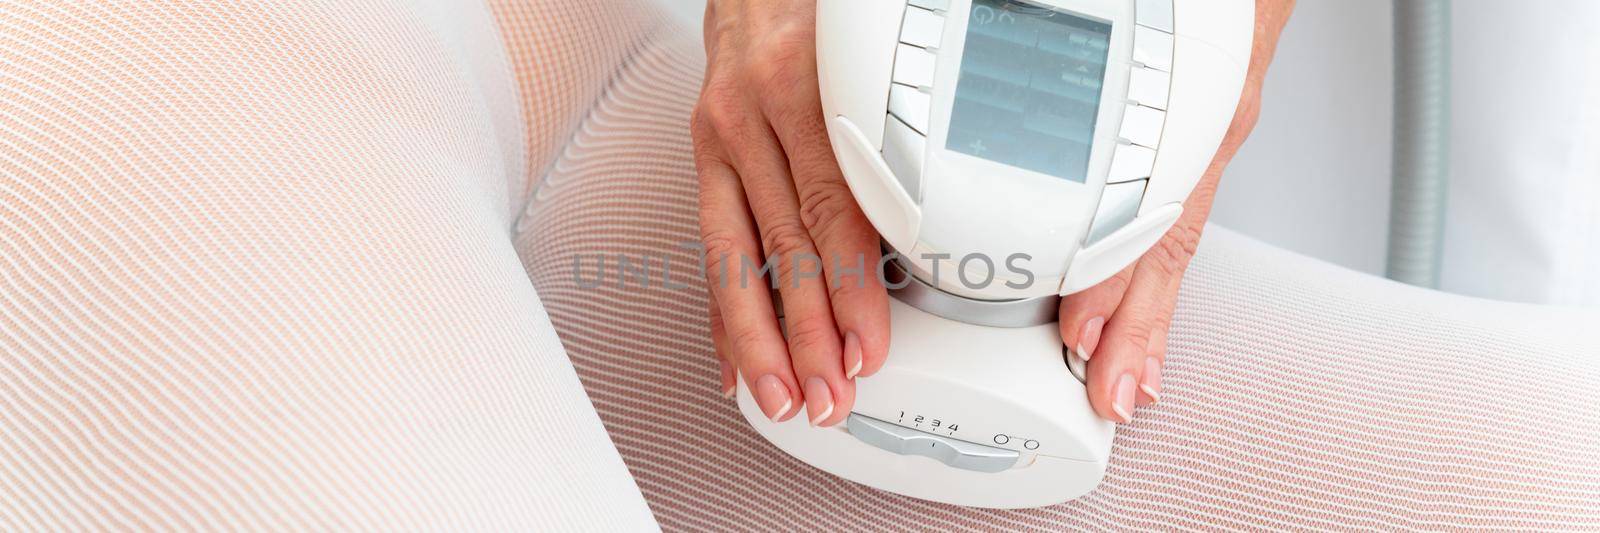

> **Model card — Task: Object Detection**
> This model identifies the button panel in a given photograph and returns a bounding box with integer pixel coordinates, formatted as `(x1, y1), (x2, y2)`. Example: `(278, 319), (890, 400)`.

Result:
(1133, 25), (1174, 72)
(892, 43), (937, 88)
(1093, 0), (1172, 247)
(1108, 143), (1156, 183)
(900, 6), (945, 49)
(847, 413), (1019, 473)
(889, 84), (932, 134)
(1086, 178), (1148, 244)
(1127, 67), (1171, 110)
(882, 1), (945, 204)
(1136, 0), (1174, 33)
(882, 115), (926, 199)
(1118, 104), (1165, 148)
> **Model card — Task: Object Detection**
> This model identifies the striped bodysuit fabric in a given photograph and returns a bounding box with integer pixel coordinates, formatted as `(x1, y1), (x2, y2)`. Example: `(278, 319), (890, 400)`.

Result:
(3, 0), (1599, 530)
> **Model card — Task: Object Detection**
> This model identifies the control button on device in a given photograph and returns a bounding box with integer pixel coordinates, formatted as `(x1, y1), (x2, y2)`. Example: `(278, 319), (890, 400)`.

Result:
(1127, 67), (1171, 110)
(881, 114), (926, 199)
(888, 84), (932, 135)
(892, 43), (938, 89)
(908, 0), (950, 12)
(1107, 143), (1156, 183)
(1132, 25), (1174, 72)
(900, 6), (945, 49)
(847, 414), (1019, 473)
(1118, 104), (1165, 148)
(1086, 178), (1149, 245)
(1136, 0), (1174, 33)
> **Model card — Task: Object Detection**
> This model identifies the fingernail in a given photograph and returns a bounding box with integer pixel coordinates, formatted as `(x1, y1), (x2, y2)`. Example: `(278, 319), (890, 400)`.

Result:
(843, 332), (864, 379)
(1112, 373), (1136, 423)
(803, 377), (834, 426)
(754, 374), (792, 422)
(1077, 316), (1105, 361)
(720, 359), (735, 399)
(1140, 357), (1163, 404)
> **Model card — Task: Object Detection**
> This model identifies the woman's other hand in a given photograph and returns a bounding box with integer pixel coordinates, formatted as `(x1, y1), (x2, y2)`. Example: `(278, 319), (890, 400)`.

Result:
(1059, 0), (1296, 423)
(693, 0), (890, 427)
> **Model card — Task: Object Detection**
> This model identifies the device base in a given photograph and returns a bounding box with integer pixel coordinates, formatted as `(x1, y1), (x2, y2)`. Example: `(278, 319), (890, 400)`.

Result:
(737, 297), (1113, 509)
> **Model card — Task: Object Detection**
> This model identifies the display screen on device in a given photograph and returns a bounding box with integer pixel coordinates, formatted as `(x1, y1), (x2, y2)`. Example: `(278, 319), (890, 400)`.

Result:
(946, 0), (1112, 183)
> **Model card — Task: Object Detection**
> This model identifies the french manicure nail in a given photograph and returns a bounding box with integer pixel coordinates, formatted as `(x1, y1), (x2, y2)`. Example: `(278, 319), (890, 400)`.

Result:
(1140, 357), (1163, 404)
(843, 331), (864, 379)
(754, 374), (792, 422)
(803, 377), (834, 426)
(1112, 373), (1136, 423)
(1077, 316), (1106, 361)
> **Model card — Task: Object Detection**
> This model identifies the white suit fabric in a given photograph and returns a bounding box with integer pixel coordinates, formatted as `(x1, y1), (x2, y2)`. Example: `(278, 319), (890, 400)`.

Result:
(1, 1), (1597, 530)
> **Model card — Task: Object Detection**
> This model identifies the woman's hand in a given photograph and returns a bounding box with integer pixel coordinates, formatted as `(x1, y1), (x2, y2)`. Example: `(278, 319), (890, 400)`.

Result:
(1060, 0), (1296, 423)
(693, 0), (889, 427)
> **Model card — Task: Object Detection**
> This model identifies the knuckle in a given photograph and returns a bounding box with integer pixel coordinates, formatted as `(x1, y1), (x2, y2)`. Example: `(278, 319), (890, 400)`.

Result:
(825, 284), (874, 313)
(699, 229), (743, 275)
(729, 325), (770, 357)
(797, 180), (859, 241)
(698, 79), (747, 136)
(1108, 320), (1157, 358)
(759, 218), (816, 262)
(1146, 224), (1202, 278)
(759, 219), (816, 288)
(782, 313), (837, 355)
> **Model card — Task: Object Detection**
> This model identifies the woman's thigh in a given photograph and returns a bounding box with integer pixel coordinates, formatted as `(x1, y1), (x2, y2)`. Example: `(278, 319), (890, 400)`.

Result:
(512, 11), (1600, 532)
(0, 1), (651, 529)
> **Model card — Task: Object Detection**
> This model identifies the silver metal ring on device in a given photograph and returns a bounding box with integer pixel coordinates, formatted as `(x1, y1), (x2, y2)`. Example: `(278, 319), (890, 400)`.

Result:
(883, 258), (1059, 328)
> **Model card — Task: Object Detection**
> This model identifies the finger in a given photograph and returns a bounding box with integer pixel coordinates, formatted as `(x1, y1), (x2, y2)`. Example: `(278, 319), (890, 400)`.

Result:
(1134, 270), (1182, 407)
(760, 70), (889, 381)
(705, 287), (736, 399)
(1085, 222), (1204, 422)
(1128, 138), (1224, 407)
(693, 111), (801, 422)
(1059, 266), (1134, 363)
(1080, 267), (1159, 423)
(703, 83), (851, 428)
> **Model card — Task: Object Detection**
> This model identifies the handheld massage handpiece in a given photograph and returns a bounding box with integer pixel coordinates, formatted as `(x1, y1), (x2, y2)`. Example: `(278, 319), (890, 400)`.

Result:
(735, 0), (1253, 508)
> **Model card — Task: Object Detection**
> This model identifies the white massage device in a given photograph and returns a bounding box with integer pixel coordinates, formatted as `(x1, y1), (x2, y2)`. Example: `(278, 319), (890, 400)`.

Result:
(737, 0), (1253, 508)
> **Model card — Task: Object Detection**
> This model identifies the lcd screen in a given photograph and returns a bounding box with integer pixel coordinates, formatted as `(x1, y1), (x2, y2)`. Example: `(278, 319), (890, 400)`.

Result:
(946, 0), (1111, 182)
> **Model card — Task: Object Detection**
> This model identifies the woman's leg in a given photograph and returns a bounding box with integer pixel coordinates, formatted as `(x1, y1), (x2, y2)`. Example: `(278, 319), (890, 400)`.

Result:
(0, 1), (652, 529)
(510, 11), (1600, 532)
